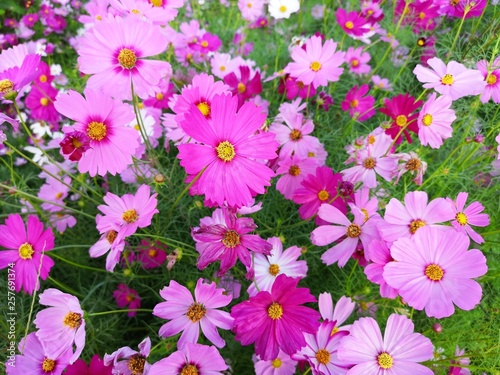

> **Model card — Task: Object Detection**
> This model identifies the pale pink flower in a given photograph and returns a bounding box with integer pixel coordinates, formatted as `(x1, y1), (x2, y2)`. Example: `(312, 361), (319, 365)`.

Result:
(417, 93), (456, 148)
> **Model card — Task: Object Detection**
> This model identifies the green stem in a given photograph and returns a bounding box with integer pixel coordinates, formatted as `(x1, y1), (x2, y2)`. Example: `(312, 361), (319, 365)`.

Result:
(87, 308), (153, 317)
(49, 252), (110, 273)
(47, 276), (83, 297)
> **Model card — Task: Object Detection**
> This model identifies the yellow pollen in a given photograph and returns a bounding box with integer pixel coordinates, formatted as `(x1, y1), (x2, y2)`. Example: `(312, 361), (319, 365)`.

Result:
(361, 208), (369, 222)
(396, 115), (407, 127)
(289, 165), (301, 176)
(134, 124), (140, 131)
(425, 264), (444, 281)
(417, 38), (425, 46)
(350, 99), (359, 108)
(279, 5), (287, 12)
(118, 48), (137, 69)
(410, 219), (426, 234)
(308, 151), (315, 157)
(148, 248), (158, 257)
(150, 0), (163, 6)
(180, 365), (199, 375)
(0, 79), (14, 93)
(128, 354), (146, 375)
(487, 74), (497, 85)
(247, 2), (252, 8)
(220, 65), (226, 72)
(318, 189), (329, 201)
(72, 137), (83, 148)
(216, 141), (236, 162)
(122, 209), (138, 223)
(42, 358), (56, 372)
(367, 9), (373, 15)
(267, 302), (283, 319)
(222, 229), (240, 248)
(63, 312), (82, 329)
(441, 74), (454, 85)
(131, 8), (140, 14)
(368, 135), (376, 144)
(330, 326), (339, 336)
(310, 61), (322, 72)
(55, 192), (64, 199)
(346, 224), (362, 238)
(456, 212), (468, 225)
(87, 121), (107, 141)
(345, 21), (354, 29)
(126, 294), (135, 303)
(422, 113), (433, 126)
(40, 97), (49, 106)
(269, 264), (280, 276)
(351, 59), (359, 67)
(237, 82), (246, 93)
(156, 92), (164, 100)
(290, 129), (302, 141)
(106, 230), (118, 244)
(96, 15), (102, 20)
(186, 303), (206, 322)
(363, 157), (376, 169)
(406, 158), (421, 171)
(271, 358), (282, 368)
(315, 349), (331, 365)
(39, 74), (48, 83)
(197, 102), (211, 117)
(377, 352), (393, 369)
(18, 243), (34, 260)
(201, 40), (209, 48)
(419, 12), (426, 19)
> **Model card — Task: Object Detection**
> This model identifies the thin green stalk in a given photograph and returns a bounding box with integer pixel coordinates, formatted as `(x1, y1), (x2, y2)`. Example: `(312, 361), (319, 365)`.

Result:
(87, 309), (153, 317)
(48, 276), (83, 297)
(49, 252), (109, 273)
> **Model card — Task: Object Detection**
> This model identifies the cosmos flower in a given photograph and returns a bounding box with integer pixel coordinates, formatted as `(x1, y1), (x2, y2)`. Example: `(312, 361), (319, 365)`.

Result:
(254, 349), (297, 375)
(335, 8), (369, 36)
(276, 154), (319, 200)
(104, 337), (151, 375)
(379, 93), (422, 144)
(417, 93), (456, 149)
(268, 0), (300, 19)
(113, 283), (141, 317)
(476, 56), (500, 104)
(64, 354), (112, 375)
(341, 84), (376, 121)
(447, 192), (490, 244)
(318, 294), (355, 331)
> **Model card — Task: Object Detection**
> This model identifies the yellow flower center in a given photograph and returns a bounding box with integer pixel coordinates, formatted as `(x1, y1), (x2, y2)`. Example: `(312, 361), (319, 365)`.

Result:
(346, 224), (361, 238)
(368, 135), (376, 144)
(180, 365), (199, 375)
(363, 157), (376, 169)
(422, 113), (433, 126)
(106, 230), (118, 244)
(417, 38), (426, 46)
(222, 229), (240, 248)
(220, 66), (226, 72)
(410, 219), (426, 234)
(425, 263), (444, 281)
(279, 5), (287, 12)
(345, 21), (354, 29)
(18, 243), (34, 259)
(118, 48), (137, 69)
(42, 358), (56, 372)
(377, 352), (393, 369)
(330, 326), (339, 336)
(317, 189), (329, 201)
(201, 40), (209, 48)
(196, 102), (210, 117)
(396, 115), (407, 127)
(456, 212), (468, 225)
(487, 74), (497, 85)
(87, 121), (107, 141)
(351, 59), (359, 67)
(271, 358), (282, 368)
(289, 165), (301, 176)
(122, 209), (138, 223)
(40, 97), (49, 106)
(315, 349), (331, 365)
(267, 302), (283, 319)
(148, 248), (158, 257)
(419, 12), (426, 19)
(63, 312), (82, 329)
(72, 137), (82, 148)
(131, 8), (140, 14)
(269, 263), (280, 276)
(150, 0), (163, 7)
(350, 99), (359, 108)
(289, 129), (302, 141)
(55, 192), (64, 199)
(0, 79), (14, 93)
(441, 74), (454, 85)
(216, 140), (236, 162)
(155, 92), (164, 100)
(405, 158), (421, 171)
(126, 294), (135, 303)
(361, 208), (369, 222)
(128, 354), (146, 375)
(237, 82), (246, 93)
(310, 61), (322, 72)
(186, 303), (206, 322)
(247, 2), (252, 8)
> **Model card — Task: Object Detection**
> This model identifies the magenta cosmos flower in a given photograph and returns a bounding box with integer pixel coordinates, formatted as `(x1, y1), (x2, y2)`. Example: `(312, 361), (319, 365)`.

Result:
(379, 93), (422, 144)
(336, 8), (369, 36)
(345, 47), (371, 75)
(25, 83), (60, 123)
(231, 274), (320, 360)
(149, 343), (227, 375)
(418, 93), (456, 149)
(413, 57), (486, 100)
(153, 278), (233, 349)
(54, 89), (139, 177)
(6, 332), (72, 375)
(64, 354), (112, 375)
(113, 283), (141, 317)
(341, 84), (375, 122)
(311, 203), (379, 267)
(338, 314), (434, 374)
(0, 53), (40, 101)
(224, 65), (262, 108)
(77, 16), (171, 100)
(137, 239), (167, 269)
(384, 227), (488, 318)
(177, 94), (278, 208)
(364, 240), (399, 299)
(276, 154), (319, 200)
(105, 337), (151, 375)
(254, 349), (297, 375)
(448, 192), (490, 244)
(34, 288), (85, 364)
(0, 214), (55, 294)
(477, 56), (500, 104)
(287, 35), (345, 88)
(192, 207), (272, 277)
(380, 191), (455, 243)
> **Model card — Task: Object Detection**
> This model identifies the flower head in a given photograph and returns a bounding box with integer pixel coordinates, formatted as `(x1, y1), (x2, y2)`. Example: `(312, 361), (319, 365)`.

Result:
(113, 283), (141, 317)
(448, 192), (490, 244)
(379, 93), (422, 144)
(341, 84), (375, 121)
(104, 337), (151, 375)
(64, 354), (112, 375)
(477, 56), (500, 104)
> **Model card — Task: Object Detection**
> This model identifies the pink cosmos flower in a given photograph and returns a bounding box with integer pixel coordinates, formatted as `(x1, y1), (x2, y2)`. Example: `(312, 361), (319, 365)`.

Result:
(190, 32), (222, 54)
(417, 93), (456, 148)
(77, 16), (172, 100)
(384, 227), (488, 318)
(391, 151), (427, 185)
(0, 53), (40, 101)
(238, 0), (265, 21)
(153, 278), (234, 349)
(64, 354), (112, 375)
(34, 288), (85, 364)
(224, 65), (262, 107)
(345, 46), (371, 75)
(254, 349), (297, 375)
(364, 240), (399, 299)
(371, 75), (392, 91)
(477, 56), (500, 103)
(50, 212), (77, 234)
(149, 343), (228, 375)
(137, 239), (167, 269)
(276, 154), (319, 200)
(113, 283), (141, 317)
(248, 236), (308, 296)
(293, 320), (350, 375)
(96, 184), (159, 238)
(143, 80), (175, 109)
(55, 89), (139, 177)
(231, 274), (320, 360)
(284, 76), (317, 100)
(59, 130), (91, 162)
(0, 214), (55, 294)
(337, 314), (434, 374)
(413, 57), (486, 100)
(448, 346), (471, 375)
(137, 0), (184, 23)
(287, 35), (345, 88)
(379, 93), (422, 144)
(380, 191), (455, 243)
(89, 228), (126, 272)
(6, 332), (72, 375)
(448, 192), (490, 244)
(25, 83), (60, 123)
(341, 84), (375, 121)
(192, 207), (272, 277)
(38, 177), (71, 212)
(335, 8), (369, 36)
(311, 203), (379, 267)
(318, 294), (355, 331)
(210, 52), (238, 79)
(177, 94), (278, 208)
(104, 337), (151, 375)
